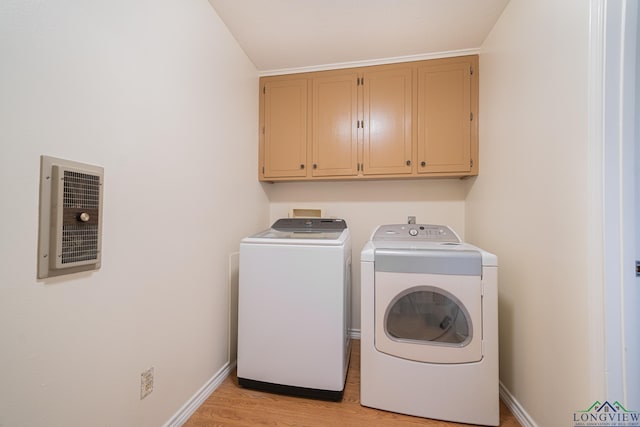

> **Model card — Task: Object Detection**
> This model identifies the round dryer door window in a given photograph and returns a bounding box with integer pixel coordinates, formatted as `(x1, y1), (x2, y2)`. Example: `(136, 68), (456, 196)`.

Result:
(386, 287), (472, 346)
(374, 271), (483, 364)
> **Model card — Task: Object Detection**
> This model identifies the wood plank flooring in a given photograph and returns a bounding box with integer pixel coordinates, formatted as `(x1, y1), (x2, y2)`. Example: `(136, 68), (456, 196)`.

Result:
(185, 340), (521, 426)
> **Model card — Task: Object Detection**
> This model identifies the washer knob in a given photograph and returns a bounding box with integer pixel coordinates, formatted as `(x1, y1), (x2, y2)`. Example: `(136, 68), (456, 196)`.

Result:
(409, 228), (418, 236)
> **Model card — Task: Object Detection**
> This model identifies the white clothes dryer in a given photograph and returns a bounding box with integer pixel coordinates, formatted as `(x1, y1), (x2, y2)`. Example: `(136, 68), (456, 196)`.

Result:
(360, 224), (499, 426)
(238, 218), (352, 401)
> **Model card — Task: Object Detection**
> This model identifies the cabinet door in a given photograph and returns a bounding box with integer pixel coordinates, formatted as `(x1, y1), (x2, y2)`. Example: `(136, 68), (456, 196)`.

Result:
(262, 78), (308, 178)
(311, 72), (359, 177)
(417, 60), (472, 174)
(362, 67), (413, 175)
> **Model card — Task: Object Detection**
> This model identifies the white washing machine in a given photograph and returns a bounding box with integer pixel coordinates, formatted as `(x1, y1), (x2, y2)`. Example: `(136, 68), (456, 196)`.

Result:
(360, 224), (499, 426)
(238, 218), (352, 401)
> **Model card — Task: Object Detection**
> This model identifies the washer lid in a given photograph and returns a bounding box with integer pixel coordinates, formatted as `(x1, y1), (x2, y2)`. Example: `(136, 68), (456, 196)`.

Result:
(272, 218), (347, 232)
(248, 229), (345, 242)
(244, 218), (349, 244)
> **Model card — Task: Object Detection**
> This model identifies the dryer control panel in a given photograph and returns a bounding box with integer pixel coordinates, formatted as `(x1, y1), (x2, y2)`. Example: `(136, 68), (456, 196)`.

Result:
(373, 224), (460, 243)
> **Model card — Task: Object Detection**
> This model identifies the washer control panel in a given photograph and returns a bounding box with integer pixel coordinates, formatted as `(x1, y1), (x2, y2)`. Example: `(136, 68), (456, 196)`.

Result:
(373, 224), (460, 243)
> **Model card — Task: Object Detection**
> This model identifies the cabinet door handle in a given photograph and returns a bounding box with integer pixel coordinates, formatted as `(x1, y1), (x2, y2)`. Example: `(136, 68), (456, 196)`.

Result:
(406, 160), (411, 166)
(421, 161), (426, 167)
(313, 164), (318, 169)
(300, 164), (305, 169)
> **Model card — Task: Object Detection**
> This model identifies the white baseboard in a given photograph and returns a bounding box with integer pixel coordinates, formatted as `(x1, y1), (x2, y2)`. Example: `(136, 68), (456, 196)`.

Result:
(163, 361), (235, 427)
(499, 381), (537, 427)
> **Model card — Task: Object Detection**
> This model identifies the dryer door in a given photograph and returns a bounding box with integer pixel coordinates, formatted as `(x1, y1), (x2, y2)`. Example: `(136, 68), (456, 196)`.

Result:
(374, 250), (483, 364)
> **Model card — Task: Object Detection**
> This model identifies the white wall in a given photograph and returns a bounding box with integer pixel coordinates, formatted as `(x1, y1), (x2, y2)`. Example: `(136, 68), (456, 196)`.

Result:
(265, 179), (466, 331)
(465, 0), (594, 425)
(0, 1), (267, 426)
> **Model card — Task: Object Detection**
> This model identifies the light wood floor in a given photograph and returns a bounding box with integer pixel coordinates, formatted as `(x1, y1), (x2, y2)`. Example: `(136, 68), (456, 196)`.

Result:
(185, 340), (521, 427)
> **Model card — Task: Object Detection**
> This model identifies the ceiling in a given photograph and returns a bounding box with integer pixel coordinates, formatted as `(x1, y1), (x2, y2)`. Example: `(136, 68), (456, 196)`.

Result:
(207, 0), (510, 73)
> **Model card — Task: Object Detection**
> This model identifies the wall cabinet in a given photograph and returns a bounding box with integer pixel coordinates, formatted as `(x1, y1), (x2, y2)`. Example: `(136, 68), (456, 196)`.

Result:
(260, 78), (308, 179)
(311, 71), (359, 177)
(417, 59), (474, 174)
(362, 66), (413, 176)
(258, 55), (478, 182)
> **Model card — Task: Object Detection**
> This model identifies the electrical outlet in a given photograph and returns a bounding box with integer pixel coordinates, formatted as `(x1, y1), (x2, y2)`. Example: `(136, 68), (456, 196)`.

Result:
(140, 367), (154, 400)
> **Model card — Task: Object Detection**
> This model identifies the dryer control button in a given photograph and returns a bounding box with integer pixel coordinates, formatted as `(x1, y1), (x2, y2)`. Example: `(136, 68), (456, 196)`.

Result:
(408, 228), (418, 236)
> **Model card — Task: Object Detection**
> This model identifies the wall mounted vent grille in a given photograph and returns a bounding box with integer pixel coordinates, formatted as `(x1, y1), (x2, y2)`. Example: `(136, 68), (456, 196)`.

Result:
(59, 170), (101, 265)
(38, 156), (104, 279)
(63, 171), (100, 208)
(61, 224), (99, 264)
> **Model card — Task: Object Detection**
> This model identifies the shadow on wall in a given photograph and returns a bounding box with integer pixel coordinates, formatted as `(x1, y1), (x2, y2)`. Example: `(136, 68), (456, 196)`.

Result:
(261, 179), (468, 203)
(497, 289), (515, 387)
(228, 252), (239, 364)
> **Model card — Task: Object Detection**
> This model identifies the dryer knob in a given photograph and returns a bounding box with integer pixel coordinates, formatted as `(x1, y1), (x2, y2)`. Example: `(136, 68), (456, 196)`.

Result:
(409, 228), (418, 236)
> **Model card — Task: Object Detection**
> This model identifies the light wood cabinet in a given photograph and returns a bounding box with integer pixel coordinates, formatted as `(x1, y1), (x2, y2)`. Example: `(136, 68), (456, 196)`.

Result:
(311, 71), (359, 177)
(260, 78), (308, 179)
(362, 66), (413, 176)
(258, 55), (478, 182)
(417, 56), (476, 174)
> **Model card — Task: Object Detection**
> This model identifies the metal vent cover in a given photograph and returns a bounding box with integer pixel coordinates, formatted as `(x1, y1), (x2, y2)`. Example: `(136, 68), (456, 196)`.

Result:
(54, 168), (101, 267)
(38, 156), (104, 279)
